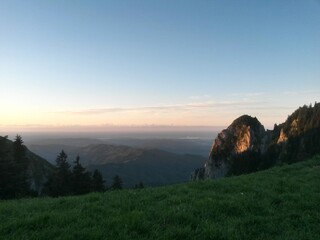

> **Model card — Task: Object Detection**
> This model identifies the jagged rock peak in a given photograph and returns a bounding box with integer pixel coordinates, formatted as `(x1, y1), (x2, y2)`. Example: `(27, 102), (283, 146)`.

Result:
(229, 115), (262, 129)
(210, 115), (265, 156)
(193, 115), (266, 180)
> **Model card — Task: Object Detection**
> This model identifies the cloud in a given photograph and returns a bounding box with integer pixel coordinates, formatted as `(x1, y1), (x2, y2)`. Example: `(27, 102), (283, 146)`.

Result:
(59, 100), (264, 115)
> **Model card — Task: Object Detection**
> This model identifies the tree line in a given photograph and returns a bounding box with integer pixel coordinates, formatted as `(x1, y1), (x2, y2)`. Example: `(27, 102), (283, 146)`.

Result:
(44, 150), (125, 197)
(1, 135), (144, 199)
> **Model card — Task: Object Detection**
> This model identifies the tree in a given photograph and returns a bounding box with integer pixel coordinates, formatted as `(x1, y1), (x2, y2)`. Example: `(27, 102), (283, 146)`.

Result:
(45, 150), (72, 197)
(13, 135), (25, 159)
(71, 155), (92, 195)
(92, 169), (105, 192)
(111, 175), (123, 190)
(0, 136), (16, 199)
(0, 135), (32, 199)
(12, 135), (30, 197)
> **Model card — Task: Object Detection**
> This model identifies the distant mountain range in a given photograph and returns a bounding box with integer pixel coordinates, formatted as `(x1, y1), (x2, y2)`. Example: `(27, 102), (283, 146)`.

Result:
(27, 137), (214, 157)
(28, 143), (207, 187)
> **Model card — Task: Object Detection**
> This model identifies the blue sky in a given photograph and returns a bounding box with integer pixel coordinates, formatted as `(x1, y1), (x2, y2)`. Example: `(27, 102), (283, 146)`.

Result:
(0, 0), (319, 130)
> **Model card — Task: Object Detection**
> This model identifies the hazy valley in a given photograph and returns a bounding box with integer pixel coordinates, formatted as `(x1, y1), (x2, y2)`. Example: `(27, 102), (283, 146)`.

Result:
(26, 137), (213, 187)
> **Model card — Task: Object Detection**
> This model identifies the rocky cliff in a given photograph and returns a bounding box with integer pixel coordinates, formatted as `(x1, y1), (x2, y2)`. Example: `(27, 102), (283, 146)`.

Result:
(192, 115), (266, 180)
(192, 103), (320, 180)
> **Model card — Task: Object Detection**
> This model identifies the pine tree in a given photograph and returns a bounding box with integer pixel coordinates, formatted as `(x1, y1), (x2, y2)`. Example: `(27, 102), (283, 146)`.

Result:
(0, 136), (16, 199)
(12, 135), (29, 197)
(111, 175), (123, 190)
(71, 155), (92, 195)
(45, 150), (72, 197)
(0, 135), (32, 199)
(92, 169), (105, 192)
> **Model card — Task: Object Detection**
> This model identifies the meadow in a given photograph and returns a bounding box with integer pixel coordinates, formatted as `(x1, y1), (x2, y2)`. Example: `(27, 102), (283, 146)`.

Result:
(1, 156), (319, 240)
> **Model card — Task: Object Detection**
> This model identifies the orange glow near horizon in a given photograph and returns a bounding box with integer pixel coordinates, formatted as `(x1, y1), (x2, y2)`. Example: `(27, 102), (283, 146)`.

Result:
(0, 105), (289, 133)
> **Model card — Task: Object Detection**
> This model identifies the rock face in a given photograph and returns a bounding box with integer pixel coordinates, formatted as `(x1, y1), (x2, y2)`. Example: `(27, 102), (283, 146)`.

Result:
(192, 103), (320, 180)
(196, 115), (265, 179)
(277, 129), (287, 144)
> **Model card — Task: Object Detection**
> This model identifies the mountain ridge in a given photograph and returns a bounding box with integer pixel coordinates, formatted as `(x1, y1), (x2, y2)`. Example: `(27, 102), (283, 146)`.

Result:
(192, 103), (320, 180)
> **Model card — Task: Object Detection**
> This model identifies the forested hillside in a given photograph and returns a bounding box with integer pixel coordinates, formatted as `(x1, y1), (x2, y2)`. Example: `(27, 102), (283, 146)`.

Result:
(0, 136), (53, 199)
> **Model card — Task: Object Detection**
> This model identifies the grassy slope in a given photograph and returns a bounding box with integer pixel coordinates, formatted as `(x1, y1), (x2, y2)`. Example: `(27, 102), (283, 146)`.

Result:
(1, 156), (320, 240)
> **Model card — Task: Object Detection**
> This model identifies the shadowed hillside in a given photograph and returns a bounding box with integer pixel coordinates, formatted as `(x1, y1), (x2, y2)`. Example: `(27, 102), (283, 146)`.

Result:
(0, 136), (53, 197)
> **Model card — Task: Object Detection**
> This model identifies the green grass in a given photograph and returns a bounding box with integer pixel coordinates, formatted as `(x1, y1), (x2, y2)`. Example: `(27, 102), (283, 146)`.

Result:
(1, 156), (320, 240)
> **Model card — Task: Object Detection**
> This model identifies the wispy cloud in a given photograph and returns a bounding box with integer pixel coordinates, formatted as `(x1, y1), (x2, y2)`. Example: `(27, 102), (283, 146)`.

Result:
(59, 100), (264, 115)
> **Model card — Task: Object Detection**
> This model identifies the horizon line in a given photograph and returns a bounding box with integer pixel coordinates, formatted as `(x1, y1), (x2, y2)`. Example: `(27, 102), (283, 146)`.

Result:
(0, 124), (226, 133)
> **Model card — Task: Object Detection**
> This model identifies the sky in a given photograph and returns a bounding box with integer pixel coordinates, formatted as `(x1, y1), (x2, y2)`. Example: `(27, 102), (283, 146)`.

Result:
(1, 0), (320, 132)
